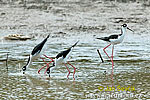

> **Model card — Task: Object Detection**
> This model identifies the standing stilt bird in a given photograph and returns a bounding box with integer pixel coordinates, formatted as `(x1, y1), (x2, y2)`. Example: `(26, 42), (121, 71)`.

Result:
(22, 34), (50, 74)
(96, 24), (134, 75)
(38, 41), (79, 80)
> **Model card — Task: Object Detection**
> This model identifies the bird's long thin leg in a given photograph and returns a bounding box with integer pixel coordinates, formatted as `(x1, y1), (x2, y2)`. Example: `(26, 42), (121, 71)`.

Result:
(65, 64), (70, 79)
(43, 54), (54, 61)
(111, 45), (114, 77)
(38, 57), (49, 73)
(44, 61), (54, 74)
(103, 44), (111, 59)
(40, 57), (49, 66)
(67, 62), (76, 80)
(38, 58), (53, 74)
(38, 61), (53, 74)
(42, 55), (54, 74)
(111, 45), (114, 66)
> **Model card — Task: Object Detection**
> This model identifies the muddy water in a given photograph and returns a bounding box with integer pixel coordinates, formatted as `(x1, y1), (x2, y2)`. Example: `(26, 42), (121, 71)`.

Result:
(0, 1), (150, 100)
(0, 33), (150, 100)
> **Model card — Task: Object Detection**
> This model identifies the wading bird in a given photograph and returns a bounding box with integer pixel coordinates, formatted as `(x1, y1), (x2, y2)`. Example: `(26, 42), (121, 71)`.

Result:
(97, 24), (134, 75)
(22, 34), (50, 74)
(38, 41), (79, 80)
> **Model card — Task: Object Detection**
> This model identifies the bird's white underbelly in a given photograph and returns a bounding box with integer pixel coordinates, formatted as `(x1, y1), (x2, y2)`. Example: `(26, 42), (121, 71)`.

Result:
(110, 39), (122, 45)
(55, 55), (70, 67)
(32, 53), (40, 61)
(55, 57), (64, 66)
(55, 48), (72, 66)
(110, 35), (125, 45)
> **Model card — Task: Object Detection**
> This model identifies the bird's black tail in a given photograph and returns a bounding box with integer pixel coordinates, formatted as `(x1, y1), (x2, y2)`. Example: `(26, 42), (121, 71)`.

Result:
(31, 34), (50, 55)
(72, 40), (79, 48)
(96, 37), (104, 40)
(43, 34), (50, 42)
(41, 34), (50, 45)
(96, 37), (109, 41)
(41, 34), (50, 44)
(46, 34), (50, 39)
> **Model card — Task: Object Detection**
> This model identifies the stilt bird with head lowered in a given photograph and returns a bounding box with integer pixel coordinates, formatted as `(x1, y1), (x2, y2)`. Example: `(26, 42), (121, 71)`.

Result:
(38, 41), (79, 80)
(96, 24), (134, 76)
(22, 34), (50, 74)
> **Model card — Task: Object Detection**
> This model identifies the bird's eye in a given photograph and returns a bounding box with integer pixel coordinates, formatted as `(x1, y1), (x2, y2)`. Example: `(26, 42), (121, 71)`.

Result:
(123, 24), (127, 27)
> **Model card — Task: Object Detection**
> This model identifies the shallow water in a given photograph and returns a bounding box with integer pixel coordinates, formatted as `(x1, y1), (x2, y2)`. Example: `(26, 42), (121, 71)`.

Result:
(0, 0), (150, 100)
(0, 32), (150, 99)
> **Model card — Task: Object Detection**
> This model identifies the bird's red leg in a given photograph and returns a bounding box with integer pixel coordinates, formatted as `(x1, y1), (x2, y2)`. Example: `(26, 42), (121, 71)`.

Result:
(111, 45), (114, 77)
(40, 57), (48, 65)
(44, 64), (52, 74)
(38, 61), (53, 74)
(67, 62), (76, 80)
(65, 64), (70, 79)
(38, 57), (48, 73)
(111, 45), (114, 66)
(43, 55), (54, 74)
(44, 60), (54, 74)
(43, 54), (54, 62)
(38, 56), (53, 74)
(103, 44), (111, 59)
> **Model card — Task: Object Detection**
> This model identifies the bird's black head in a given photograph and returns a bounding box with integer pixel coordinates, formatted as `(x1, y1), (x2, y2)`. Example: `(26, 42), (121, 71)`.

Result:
(46, 66), (51, 77)
(122, 24), (134, 32)
(22, 66), (26, 74)
(47, 67), (50, 74)
(46, 62), (55, 77)
(122, 24), (127, 27)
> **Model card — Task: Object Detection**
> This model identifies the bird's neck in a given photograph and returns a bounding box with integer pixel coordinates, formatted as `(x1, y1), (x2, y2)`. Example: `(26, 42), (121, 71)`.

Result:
(26, 55), (32, 68)
(121, 27), (126, 35)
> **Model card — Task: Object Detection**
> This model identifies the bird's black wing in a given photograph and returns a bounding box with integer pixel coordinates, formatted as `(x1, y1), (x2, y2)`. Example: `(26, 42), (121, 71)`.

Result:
(56, 41), (79, 59)
(108, 34), (119, 39)
(56, 48), (71, 59)
(31, 34), (49, 55)
(97, 34), (119, 42)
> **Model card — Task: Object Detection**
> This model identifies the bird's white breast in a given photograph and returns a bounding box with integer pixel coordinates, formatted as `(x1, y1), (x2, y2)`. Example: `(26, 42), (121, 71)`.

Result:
(55, 57), (64, 66)
(110, 34), (125, 45)
(31, 53), (40, 61)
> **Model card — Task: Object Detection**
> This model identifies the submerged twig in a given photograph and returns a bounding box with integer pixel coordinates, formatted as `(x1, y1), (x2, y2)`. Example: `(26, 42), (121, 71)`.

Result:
(6, 53), (9, 72)
(97, 49), (104, 63)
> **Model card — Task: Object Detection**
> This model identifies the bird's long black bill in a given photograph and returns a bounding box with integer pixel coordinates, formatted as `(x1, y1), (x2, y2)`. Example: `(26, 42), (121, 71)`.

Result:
(127, 27), (134, 32)
(97, 49), (104, 63)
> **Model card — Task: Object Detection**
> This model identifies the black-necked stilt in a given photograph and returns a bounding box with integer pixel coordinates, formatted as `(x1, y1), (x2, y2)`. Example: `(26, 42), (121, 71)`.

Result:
(22, 34), (50, 74)
(38, 41), (79, 79)
(96, 24), (134, 75)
